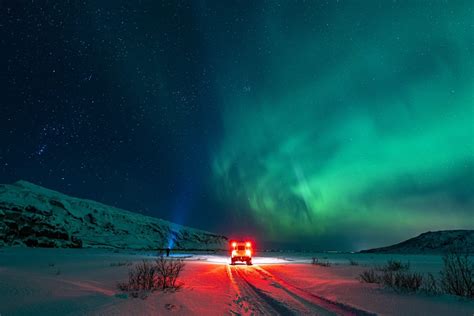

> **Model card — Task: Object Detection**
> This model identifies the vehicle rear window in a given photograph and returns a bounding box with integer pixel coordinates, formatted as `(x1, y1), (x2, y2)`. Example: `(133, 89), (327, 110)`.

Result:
(238, 246), (245, 250)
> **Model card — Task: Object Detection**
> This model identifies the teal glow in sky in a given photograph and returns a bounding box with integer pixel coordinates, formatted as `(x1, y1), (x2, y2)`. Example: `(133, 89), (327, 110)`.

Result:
(210, 1), (473, 250)
(3, 0), (473, 251)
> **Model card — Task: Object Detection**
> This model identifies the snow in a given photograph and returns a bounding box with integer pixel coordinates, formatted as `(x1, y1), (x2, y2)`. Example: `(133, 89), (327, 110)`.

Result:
(264, 264), (474, 316)
(1, 248), (473, 315)
(1, 181), (473, 314)
(0, 180), (227, 250)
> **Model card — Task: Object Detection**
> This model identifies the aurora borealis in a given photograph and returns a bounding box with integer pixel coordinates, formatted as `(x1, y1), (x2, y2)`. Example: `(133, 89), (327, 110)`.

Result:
(210, 1), (474, 249)
(1, 1), (473, 250)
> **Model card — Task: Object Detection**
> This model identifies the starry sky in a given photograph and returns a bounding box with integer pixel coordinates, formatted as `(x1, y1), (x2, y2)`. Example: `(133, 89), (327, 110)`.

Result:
(1, 1), (473, 251)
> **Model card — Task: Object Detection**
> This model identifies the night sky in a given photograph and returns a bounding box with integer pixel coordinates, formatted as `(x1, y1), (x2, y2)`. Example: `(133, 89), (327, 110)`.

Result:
(1, 1), (473, 251)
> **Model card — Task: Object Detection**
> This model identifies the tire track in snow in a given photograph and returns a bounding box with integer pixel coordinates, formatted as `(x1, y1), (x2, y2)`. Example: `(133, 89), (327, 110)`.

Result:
(227, 265), (296, 315)
(238, 266), (337, 315)
(254, 266), (377, 316)
(228, 265), (338, 315)
(226, 264), (262, 315)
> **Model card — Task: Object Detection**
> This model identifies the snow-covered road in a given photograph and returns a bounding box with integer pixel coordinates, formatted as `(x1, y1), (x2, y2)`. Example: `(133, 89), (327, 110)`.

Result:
(1, 249), (473, 315)
(226, 264), (374, 315)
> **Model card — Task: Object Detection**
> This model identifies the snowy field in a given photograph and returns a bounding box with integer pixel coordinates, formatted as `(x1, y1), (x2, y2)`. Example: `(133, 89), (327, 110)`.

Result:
(0, 248), (473, 315)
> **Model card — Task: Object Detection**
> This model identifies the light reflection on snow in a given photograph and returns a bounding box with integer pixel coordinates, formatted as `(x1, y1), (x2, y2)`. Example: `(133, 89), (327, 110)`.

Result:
(191, 255), (292, 265)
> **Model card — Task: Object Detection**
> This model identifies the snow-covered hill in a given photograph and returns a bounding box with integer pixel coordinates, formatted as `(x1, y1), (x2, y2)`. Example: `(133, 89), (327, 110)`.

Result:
(0, 180), (227, 250)
(360, 230), (474, 254)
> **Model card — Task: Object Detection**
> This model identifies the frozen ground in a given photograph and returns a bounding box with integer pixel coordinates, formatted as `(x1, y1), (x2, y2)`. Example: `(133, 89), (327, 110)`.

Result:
(0, 248), (473, 315)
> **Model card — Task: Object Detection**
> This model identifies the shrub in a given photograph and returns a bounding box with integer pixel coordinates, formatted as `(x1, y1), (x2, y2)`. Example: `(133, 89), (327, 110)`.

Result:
(359, 269), (380, 283)
(118, 257), (185, 297)
(155, 256), (185, 290)
(312, 257), (331, 267)
(117, 260), (157, 292)
(386, 271), (423, 292)
(422, 273), (440, 294)
(440, 250), (474, 298)
(360, 255), (474, 297)
(380, 270), (394, 287)
(380, 259), (410, 272)
(360, 267), (422, 292)
(110, 261), (132, 267)
(348, 258), (359, 266)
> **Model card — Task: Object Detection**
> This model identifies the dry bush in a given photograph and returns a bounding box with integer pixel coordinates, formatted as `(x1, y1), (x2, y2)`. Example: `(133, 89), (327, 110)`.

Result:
(312, 258), (331, 267)
(360, 260), (411, 284)
(360, 259), (418, 292)
(348, 258), (359, 266)
(379, 259), (410, 272)
(359, 269), (380, 283)
(110, 261), (132, 267)
(155, 256), (186, 290)
(422, 273), (440, 294)
(380, 270), (394, 287)
(360, 255), (474, 297)
(360, 266), (422, 292)
(440, 250), (474, 298)
(117, 257), (185, 297)
(117, 260), (157, 292)
(384, 271), (423, 292)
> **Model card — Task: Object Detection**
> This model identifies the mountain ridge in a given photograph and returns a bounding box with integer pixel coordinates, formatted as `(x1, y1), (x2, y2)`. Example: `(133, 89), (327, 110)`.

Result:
(360, 230), (474, 254)
(0, 180), (227, 250)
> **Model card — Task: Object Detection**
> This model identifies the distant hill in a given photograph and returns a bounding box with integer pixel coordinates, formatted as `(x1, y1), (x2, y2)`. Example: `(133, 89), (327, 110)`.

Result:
(0, 180), (227, 250)
(360, 230), (474, 254)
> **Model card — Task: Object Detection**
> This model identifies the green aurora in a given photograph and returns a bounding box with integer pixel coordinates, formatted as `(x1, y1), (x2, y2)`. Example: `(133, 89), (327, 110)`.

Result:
(209, 1), (473, 250)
